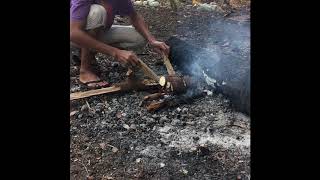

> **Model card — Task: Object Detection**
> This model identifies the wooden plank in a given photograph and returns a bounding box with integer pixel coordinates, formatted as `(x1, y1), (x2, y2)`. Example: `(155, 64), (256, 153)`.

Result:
(70, 86), (122, 100)
(70, 80), (160, 101)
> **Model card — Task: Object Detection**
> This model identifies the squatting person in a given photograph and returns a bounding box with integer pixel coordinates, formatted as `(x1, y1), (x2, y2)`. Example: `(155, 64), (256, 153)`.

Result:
(70, 0), (170, 88)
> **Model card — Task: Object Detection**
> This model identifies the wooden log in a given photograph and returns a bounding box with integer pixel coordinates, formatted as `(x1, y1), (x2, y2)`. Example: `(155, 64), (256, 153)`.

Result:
(159, 76), (166, 87)
(137, 58), (160, 82)
(182, 76), (195, 87)
(160, 75), (196, 93)
(167, 75), (186, 93)
(159, 75), (187, 94)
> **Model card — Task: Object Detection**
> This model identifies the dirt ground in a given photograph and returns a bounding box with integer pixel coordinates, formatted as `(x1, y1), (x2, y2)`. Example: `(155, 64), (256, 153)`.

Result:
(70, 1), (250, 179)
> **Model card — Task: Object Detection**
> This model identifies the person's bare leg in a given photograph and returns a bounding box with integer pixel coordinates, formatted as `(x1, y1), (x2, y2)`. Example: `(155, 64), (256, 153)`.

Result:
(79, 27), (109, 87)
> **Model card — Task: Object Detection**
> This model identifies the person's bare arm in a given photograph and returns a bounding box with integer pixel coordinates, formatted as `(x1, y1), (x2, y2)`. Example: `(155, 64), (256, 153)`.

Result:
(129, 11), (155, 43)
(129, 11), (170, 55)
(70, 21), (118, 56)
(70, 21), (138, 66)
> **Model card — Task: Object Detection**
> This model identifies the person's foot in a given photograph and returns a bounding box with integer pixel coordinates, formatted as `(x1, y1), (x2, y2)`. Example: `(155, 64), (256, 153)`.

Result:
(79, 69), (110, 88)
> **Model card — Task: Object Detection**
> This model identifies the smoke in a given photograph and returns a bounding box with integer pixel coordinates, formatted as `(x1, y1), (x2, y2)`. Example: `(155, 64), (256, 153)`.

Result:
(184, 19), (250, 90)
(168, 17), (250, 114)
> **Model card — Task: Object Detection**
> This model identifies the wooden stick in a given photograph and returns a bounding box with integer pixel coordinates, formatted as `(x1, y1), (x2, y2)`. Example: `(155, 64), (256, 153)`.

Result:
(146, 100), (167, 112)
(143, 92), (165, 101)
(70, 81), (159, 100)
(163, 54), (176, 75)
(146, 90), (205, 112)
(137, 58), (160, 82)
(140, 92), (166, 107)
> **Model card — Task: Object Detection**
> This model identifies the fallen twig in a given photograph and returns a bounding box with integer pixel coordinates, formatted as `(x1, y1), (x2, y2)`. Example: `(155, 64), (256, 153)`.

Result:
(78, 160), (89, 177)
(143, 92), (165, 101)
(146, 100), (167, 112)
(227, 123), (246, 129)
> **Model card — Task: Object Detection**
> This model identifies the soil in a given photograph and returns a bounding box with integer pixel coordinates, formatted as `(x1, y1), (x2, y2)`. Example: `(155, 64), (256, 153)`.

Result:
(70, 1), (250, 179)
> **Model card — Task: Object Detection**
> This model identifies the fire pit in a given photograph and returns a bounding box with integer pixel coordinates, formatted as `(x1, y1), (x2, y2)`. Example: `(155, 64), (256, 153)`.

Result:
(70, 37), (250, 115)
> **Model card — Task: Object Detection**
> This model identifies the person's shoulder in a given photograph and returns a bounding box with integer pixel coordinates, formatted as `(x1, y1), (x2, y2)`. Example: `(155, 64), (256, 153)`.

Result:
(70, 0), (94, 21)
(71, 0), (95, 4)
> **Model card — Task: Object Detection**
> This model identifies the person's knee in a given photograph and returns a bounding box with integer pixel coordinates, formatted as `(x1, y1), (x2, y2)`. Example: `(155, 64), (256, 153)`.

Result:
(117, 34), (147, 50)
(125, 26), (147, 47)
(134, 33), (147, 48)
(86, 4), (107, 30)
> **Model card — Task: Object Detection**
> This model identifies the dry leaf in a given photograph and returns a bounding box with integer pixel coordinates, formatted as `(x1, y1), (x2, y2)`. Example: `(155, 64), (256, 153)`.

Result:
(87, 176), (94, 180)
(181, 168), (188, 174)
(123, 124), (130, 130)
(160, 163), (165, 168)
(102, 176), (114, 180)
(70, 110), (78, 117)
(99, 143), (106, 150)
(112, 147), (119, 153)
(116, 112), (122, 119)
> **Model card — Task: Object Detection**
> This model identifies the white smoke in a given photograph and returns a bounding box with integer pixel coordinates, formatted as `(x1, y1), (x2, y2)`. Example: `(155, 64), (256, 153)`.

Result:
(185, 19), (250, 89)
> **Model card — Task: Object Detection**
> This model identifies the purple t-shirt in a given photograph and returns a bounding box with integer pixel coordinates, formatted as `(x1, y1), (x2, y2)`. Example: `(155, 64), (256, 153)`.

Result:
(70, 0), (134, 28)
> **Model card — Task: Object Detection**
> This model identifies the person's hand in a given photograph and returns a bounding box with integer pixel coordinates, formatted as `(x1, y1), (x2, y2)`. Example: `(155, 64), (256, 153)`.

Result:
(149, 40), (170, 56)
(114, 49), (139, 66)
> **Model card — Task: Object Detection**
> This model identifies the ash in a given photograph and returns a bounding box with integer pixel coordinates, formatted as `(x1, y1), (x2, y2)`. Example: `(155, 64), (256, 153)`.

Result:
(70, 5), (250, 180)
